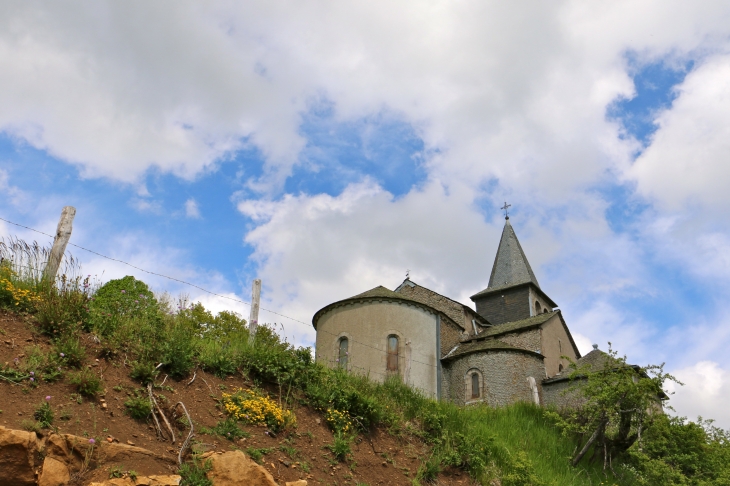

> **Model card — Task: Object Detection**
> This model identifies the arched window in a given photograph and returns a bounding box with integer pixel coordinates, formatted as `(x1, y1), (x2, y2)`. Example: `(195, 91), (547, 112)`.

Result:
(338, 337), (349, 369)
(471, 372), (480, 398)
(534, 301), (542, 315)
(387, 335), (399, 372)
(558, 363), (564, 373)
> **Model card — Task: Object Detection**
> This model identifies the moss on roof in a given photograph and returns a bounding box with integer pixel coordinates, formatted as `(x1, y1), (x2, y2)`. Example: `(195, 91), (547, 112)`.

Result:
(475, 311), (558, 338)
(443, 339), (543, 361)
(351, 285), (409, 300)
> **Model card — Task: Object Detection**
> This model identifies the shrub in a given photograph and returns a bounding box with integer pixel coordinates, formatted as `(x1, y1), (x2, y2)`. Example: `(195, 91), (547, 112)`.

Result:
(34, 275), (90, 336)
(161, 319), (197, 378)
(68, 368), (103, 397)
(54, 334), (86, 368)
(88, 276), (159, 336)
(221, 388), (295, 432)
(125, 396), (152, 420)
(129, 361), (158, 385)
(0, 263), (40, 311)
(20, 346), (64, 384)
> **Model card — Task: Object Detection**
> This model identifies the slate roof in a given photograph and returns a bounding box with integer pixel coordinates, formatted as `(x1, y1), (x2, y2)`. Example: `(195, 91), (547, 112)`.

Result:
(487, 218), (539, 289)
(472, 311), (557, 339)
(543, 348), (633, 384)
(442, 339), (543, 361)
(394, 278), (491, 328)
(312, 285), (441, 329)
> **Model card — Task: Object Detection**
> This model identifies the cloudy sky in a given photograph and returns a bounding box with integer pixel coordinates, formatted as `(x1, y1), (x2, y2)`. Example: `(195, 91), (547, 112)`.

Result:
(1, 1), (730, 427)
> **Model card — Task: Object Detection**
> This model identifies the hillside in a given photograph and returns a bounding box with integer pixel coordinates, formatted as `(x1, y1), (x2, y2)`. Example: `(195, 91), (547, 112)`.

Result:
(1, 261), (729, 485)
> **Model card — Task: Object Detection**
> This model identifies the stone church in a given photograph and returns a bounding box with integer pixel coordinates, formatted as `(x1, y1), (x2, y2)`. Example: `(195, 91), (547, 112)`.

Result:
(312, 216), (582, 407)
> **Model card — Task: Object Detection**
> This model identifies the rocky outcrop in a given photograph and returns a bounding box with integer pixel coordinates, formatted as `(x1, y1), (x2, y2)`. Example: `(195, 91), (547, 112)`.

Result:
(0, 426), (39, 486)
(0, 426), (177, 486)
(202, 450), (278, 486)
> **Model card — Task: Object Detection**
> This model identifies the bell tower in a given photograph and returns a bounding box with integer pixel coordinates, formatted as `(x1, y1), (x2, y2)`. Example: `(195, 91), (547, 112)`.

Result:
(471, 213), (557, 325)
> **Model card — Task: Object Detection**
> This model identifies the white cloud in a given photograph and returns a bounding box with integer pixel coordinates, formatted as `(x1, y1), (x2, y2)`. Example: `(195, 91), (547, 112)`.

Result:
(184, 198), (201, 219)
(666, 361), (730, 430)
(0, 169), (28, 208)
(628, 54), (730, 211)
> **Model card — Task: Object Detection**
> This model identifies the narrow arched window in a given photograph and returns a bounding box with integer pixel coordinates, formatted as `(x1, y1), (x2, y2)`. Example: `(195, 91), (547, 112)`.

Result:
(558, 363), (564, 373)
(471, 373), (480, 398)
(387, 335), (399, 371)
(338, 338), (349, 369)
(534, 301), (542, 315)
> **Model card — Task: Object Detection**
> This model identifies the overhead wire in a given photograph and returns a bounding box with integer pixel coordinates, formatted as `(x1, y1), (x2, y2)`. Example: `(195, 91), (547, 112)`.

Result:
(0, 215), (442, 370)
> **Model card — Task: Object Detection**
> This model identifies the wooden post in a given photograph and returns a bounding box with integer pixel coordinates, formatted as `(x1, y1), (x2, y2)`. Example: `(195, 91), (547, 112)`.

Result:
(248, 278), (261, 344)
(42, 206), (76, 282)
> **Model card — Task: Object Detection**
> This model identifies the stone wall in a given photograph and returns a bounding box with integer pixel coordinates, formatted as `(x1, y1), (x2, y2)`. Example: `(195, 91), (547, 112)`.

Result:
(541, 379), (586, 409)
(444, 350), (545, 407)
(396, 283), (466, 330)
(473, 286), (531, 324)
(315, 300), (440, 398)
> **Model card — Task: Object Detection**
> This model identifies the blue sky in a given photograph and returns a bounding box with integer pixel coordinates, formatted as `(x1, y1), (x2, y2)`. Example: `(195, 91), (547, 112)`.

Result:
(1, 1), (730, 427)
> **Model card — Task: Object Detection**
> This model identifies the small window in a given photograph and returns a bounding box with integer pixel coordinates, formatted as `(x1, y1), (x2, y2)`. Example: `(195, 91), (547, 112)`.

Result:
(338, 338), (349, 369)
(387, 335), (399, 371)
(558, 363), (564, 373)
(471, 373), (480, 398)
(534, 301), (542, 315)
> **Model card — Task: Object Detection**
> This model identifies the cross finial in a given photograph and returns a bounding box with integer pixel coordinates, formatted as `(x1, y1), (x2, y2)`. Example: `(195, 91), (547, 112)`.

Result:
(406, 269), (410, 279)
(501, 201), (511, 219)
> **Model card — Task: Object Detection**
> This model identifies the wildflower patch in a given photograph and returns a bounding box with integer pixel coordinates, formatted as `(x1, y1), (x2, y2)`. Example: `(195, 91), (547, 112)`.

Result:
(221, 387), (295, 432)
(325, 408), (354, 434)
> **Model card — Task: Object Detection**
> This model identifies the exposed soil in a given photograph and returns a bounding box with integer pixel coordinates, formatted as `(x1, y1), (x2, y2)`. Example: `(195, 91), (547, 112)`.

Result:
(0, 309), (477, 485)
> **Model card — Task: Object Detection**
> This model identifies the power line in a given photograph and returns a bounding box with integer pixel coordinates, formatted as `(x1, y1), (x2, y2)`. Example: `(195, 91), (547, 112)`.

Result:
(0, 215), (441, 370)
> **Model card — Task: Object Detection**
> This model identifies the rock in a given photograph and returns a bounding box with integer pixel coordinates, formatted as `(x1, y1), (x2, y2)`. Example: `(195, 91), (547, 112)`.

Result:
(285, 481), (308, 486)
(38, 457), (70, 486)
(0, 425), (39, 486)
(205, 450), (278, 486)
(88, 475), (180, 486)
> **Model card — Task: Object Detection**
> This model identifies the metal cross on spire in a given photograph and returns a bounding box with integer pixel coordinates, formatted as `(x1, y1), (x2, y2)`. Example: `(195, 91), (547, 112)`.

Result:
(501, 201), (511, 219)
(406, 269), (410, 279)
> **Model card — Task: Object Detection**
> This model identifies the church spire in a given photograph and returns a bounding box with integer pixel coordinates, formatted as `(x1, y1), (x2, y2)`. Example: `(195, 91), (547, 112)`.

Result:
(487, 217), (540, 289)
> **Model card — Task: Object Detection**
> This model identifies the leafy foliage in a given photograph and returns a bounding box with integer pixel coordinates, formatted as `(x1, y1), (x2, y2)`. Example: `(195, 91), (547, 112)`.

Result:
(68, 368), (103, 397)
(88, 276), (159, 336)
(125, 395), (152, 420)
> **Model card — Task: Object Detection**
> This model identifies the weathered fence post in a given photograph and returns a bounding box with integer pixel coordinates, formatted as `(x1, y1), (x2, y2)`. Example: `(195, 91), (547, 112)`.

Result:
(248, 278), (261, 344)
(42, 206), (76, 282)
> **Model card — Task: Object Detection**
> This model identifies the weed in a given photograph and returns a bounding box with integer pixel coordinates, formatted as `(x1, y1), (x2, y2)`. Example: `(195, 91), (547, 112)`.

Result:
(245, 447), (273, 464)
(300, 461), (311, 473)
(178, 456), (213, 486)
(69, 393), (83, 404)
(21, 419), (42, 433)
(113, 385), (124, 392)
(279, 443), (299, 459)
(124, 396), (152, 420)
(109, 465), (124, 478)
(128, 470), (138, 481)
(59, 409), (72, 420)
(34, 398), (54, 428)
(326, 432), (353, 462)
(54, 334), (86, 368)
(201, 418), (250, 442)
(68, 368), (103, 397)
(35, 275), (90, 336)
(129, 361), (157, 386)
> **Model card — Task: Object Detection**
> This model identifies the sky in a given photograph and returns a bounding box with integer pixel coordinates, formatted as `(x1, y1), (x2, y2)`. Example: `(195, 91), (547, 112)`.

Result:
(1, 1), (730, 427)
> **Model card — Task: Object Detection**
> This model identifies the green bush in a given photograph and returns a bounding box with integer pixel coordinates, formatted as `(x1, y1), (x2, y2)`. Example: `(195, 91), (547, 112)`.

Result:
(20, 346), (64, 384)
(203, 418), (250, 442)
(68, 368), (103, 397)
(88, 276), (159, 336)
(125, 396), (152, 420)
(326, 432), (353, 462)
(161, 319), (197, 378)
(129, 360), (158, 385)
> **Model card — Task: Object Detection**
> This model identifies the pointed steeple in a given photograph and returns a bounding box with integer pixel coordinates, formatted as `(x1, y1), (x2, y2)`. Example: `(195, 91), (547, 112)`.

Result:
(487, 217), (539, 289)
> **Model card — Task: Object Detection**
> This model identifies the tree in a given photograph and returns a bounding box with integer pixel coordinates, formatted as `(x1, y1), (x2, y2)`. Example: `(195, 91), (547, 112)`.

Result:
(547, 344), (680, 471)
